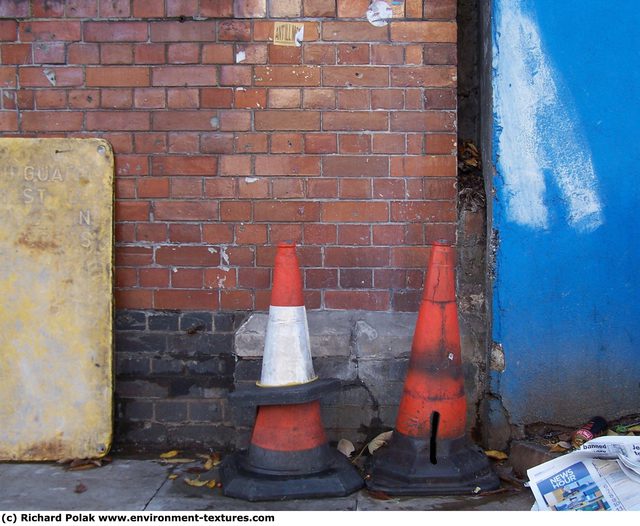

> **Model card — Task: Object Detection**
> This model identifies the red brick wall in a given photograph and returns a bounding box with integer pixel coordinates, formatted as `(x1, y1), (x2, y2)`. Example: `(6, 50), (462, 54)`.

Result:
(0, 0), (457, 313)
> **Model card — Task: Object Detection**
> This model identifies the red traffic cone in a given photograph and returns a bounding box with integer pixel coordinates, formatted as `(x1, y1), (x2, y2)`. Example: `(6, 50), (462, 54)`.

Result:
(366, 241), (499, 495)
(221, 243), (364, 501)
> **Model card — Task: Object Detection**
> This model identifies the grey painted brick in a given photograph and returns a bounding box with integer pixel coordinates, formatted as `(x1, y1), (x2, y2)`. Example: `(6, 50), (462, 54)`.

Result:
(166, 424), (237, 449)
(116, 333), (167, 354)
(167, 333), (234, 357)
(116, 354), (152, 376)
(189, 401), (225, 422)
(116, 380), (169, 399)
(115, 422), (168, 448)
(115, 311), (146, 331)
(233, 359), (262, 382)
(312, 356), (358, 381)
(119, 399), (154, 421)
(180, 312), (213, 333)
(155, 401), (189, 423)
(148, 313), (180, 332)
(151, 358), (186, 375)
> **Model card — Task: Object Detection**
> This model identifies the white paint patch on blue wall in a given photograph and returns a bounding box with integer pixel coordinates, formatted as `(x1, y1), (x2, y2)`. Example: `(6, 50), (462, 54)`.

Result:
(493, 0), (604, 232)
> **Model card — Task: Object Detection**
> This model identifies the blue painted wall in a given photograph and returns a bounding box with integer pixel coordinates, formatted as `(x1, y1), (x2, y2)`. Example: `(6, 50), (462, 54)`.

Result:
(490, 0), (640, 427)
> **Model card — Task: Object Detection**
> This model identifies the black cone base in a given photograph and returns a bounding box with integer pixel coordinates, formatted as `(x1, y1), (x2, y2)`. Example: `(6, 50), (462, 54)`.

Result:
(221, 448), (364, 501)
(366, 432), (500, 496)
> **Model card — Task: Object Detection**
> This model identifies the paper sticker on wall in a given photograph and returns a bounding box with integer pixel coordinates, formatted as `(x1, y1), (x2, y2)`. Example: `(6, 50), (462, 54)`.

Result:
(273, 22), (304, 47)
(367, 1), (393, 27)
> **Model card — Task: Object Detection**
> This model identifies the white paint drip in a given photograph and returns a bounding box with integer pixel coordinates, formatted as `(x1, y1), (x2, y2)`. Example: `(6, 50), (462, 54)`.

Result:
(43, 68), (56, 86)
(294, 25), (304, 47)
(235, 51), (246, 63)
(219, 245), (230, 272)
(494, 0), (603, 232)
(244, 177), (259, 183)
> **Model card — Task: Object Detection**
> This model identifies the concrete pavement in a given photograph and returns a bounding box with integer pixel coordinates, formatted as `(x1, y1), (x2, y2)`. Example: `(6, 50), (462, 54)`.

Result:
(0, 455), (535, 511)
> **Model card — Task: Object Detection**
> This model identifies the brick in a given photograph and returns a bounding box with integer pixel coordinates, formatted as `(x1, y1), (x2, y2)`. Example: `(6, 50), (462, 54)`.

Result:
(232, 176), (268, 197)
(19, 67), (83, 87)
(154, 290), (219, 310)
(99, 0), (130, 17)
(22, 111), (83, 132)
(424, 43), (457, 65)
(202, 223), (234, 243)
(115, 290), (153, 310)
(85, 22), (148, 42)
(116, 201), (152, 222)
(202, 44), (234, 64)
(116, 246), (153, 266)
(391, 66), (456, 87)
(390, 155), (456, 177)
(133, 0), (165, 17)
(325, 291), (389, 311)
(269, 0), (302, 17)
(423, 88), (456, 109)
(390, 22), (456, 43)
(302, 88), (335, 109)
(152, 156), (217, 176)
(87, 111), (150, 131)
(372, 133), (405, 154)
(201, 88), (234, 108)
(374, 268), (406, 287)
(168, 132), (199, 153)
(219, 155), (251, 176)
(171, 177), (203, 198)
(219, 110), (251, 131)
(324, 246), (389, 267)
(101, 89), (133, 109)
(150, 22), (216, 42)
(153, 111), (220, 131)
(268, 45), (302, 65)
(267, 88), (301, 108)
(218, 20), (251, 41)
(339, 134), (370, 154)
(134, 44), (165, 65)
(153, 66), (217, 87)
(390, 111), (455, 132)
(424, 0), (457, 20)
(138, 268), (170, 288)
(167, 43), (200, 64)
(322, 201), (387, 223)
(0, 20), (17, 41)
(168, 224), (201, 243)
(371, 89), (404, 110)
(323, 22), (388, 42)
(424, 178), (457, 200)
(201, 0), (234, 17)
(255, 155), (320, 175)
(323, 111), (387, 131)
(391, 201), (456, 222)
(338, 223), (371, 244)
(166, 0), (198, 17)
(405, 0), (422, 18)
(371, 44), (404, 65)
(270, 132), (303, 153)
(272, 178), (304, 198)
(172, 268), (204, 289)
(137, 177), (169, 198)
(339, 177), (371, 197)
(101, 43), (134, 65)
(304, 44), (336, 65)
(340, 268), (372, 288)
(19, 21), (81, 42)
(270, 223), (303, 243)
(0, 112), (18, 131)
(156, 246), (220, 267)
(425, 134), (456, 155)
(69, 89), (100, 109)
(305, 268), (337, 289)
(323, 155), (388, 177)
(33, 42), (65, 64)
(35, 90), (66, 109)
(336, 0), (369, 18)
(134, 88), (165, 109)
(255, 110), (320, 131)
(304, 133), (336, 154)
(1, 44), (31, 65)
(390, 246), (430, 268)
(337, 44), (370, 64)
(303, 0), (336, 17)
(235, 44), (268, 64)
(323, 66), (388, 87)
(87, 67), (149, 87)
(254, 66), (320, 87)
(254, 201), (320, 222)
(336, 89), (369, 110)
(201, 133), (235, 153)
(220, 201), (251, 221)
(236, 223), (268, 244)
(234, 0), (267, 18)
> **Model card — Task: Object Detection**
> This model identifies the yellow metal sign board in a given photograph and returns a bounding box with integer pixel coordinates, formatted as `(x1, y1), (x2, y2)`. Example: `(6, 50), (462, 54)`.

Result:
(0, 138), (114, 460)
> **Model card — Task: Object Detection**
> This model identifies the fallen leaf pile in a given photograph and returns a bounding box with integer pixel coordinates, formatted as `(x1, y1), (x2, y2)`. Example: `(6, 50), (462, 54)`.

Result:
(158, 451), (223, 490)
(57, 457), (112, 471)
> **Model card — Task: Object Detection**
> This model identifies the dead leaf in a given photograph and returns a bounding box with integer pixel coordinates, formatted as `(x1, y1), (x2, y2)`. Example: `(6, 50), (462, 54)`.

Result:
(549, 441), (571, 453)
(168, 474), (178, 480)
(203, 452), (221, 470)
(337, 439), (355, 458)
(485, 449), (508, 460)
(74, 483), (87, 494)
(627, 425), (640, 433)
(184, 477), (211, 487)
(160, 450), (180, 459)
(367, 431), (393, 455)
(161, 458), (196, 464)
(367, 490), (392, 500)
(206, 479), (217, 489)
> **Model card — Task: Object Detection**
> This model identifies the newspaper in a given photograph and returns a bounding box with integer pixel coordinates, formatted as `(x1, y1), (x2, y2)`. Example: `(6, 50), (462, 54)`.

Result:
(527, 436), (640, 511)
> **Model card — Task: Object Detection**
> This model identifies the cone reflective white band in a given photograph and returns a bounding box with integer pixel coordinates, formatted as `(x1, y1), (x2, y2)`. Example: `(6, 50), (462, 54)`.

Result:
(259, 305), (317, 387)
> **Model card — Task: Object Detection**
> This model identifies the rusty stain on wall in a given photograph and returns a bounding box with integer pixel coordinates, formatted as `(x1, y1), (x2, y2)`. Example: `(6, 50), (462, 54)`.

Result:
(0, 138), (114, 461)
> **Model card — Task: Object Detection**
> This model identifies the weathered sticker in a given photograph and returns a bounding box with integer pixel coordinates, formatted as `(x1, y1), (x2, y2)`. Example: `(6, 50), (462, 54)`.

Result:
(273, 22), (304, 47)
(367, 1), (393, 27)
